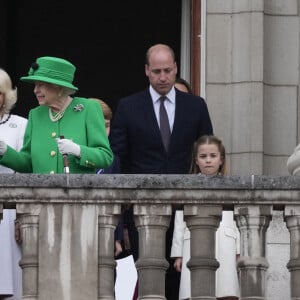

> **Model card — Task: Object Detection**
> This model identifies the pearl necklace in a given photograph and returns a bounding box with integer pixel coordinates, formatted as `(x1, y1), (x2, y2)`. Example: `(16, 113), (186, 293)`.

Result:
(49, 108), (66, 122)
(48, 97), (72, 122)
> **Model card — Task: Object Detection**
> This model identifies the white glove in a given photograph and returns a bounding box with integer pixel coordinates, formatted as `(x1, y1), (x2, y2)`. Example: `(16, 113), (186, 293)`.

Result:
(56, 138), (81, 157)
(0, 140), (7, 156)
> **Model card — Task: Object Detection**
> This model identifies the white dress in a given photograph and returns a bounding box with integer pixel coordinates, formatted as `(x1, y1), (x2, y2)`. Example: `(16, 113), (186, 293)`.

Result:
(215, 211), (240, 298)
(171, 210), (240, 299)
(0, 114), (28, 299)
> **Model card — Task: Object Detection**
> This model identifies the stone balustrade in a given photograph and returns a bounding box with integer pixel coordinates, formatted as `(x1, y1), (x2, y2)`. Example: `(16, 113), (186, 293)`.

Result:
(0, 174), (299, 300)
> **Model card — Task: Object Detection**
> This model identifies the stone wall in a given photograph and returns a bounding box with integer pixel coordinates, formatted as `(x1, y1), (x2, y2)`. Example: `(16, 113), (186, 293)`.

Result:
(1, 174), (300, 299)
(205, 2), (300, 298)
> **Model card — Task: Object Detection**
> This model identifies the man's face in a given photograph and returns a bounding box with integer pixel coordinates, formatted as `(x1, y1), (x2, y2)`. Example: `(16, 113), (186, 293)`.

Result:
(145, 50), (177, 95)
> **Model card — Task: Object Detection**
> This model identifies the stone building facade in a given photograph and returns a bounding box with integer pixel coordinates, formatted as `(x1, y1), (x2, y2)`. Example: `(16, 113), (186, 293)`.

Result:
(192, 1), (300, 299)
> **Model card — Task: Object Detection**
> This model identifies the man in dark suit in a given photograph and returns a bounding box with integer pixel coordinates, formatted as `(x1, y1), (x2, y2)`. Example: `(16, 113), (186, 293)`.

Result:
(109, 43), (213, 299)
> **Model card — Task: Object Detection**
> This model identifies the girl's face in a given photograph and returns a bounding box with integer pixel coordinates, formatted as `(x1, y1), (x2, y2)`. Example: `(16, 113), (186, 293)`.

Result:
(195, 143), (223, 175)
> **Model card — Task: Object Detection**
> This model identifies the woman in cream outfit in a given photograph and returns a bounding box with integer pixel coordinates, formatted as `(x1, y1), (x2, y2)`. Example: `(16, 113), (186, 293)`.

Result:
(0, 68), (27, 299)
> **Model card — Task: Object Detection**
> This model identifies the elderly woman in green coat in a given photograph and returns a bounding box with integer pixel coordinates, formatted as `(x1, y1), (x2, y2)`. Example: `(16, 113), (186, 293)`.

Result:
(0, 56), (113, 174)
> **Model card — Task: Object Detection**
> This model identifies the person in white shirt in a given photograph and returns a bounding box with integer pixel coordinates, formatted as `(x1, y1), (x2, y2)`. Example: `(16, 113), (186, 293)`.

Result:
(0, 68), (27, 300)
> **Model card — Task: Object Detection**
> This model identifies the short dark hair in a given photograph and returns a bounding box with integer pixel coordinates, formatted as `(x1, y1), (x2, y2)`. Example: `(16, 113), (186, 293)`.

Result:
(175, 77), (193, 94)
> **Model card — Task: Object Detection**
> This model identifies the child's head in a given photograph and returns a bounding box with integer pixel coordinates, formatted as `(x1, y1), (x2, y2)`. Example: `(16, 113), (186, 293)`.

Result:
(175, 77), (193, 94)
(90, 98), (113, 136)
(189, 135), (227, 175)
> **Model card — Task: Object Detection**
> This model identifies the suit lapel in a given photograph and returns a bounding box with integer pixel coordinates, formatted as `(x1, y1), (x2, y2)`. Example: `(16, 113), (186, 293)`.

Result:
(142, 90), (161, 135)
(169, 92), (185, 148)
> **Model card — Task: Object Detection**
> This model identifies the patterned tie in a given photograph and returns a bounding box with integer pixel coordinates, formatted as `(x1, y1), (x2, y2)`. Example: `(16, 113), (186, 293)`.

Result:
(159, 96), (171, 151)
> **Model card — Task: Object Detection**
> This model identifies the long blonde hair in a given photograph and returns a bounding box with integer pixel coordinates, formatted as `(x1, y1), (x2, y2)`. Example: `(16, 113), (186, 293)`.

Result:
(0, 68), (17, 115)
(189, 135), (227, 175)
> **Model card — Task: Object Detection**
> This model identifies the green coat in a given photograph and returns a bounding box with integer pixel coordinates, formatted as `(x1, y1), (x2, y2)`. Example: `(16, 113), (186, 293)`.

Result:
(0, 97), (113, 174)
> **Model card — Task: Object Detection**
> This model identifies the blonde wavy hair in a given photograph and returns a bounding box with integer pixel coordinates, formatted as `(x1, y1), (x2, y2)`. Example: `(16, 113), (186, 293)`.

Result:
(0, 68), (17, 115)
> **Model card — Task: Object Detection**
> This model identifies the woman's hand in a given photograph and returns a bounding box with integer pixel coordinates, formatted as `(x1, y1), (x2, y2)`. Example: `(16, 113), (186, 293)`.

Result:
(57, 138), (81, 157)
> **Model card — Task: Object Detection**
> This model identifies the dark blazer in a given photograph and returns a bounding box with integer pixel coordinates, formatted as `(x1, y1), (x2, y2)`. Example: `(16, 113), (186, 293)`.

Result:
(109, 87), (213, 174)
(109, 87), (213, 299)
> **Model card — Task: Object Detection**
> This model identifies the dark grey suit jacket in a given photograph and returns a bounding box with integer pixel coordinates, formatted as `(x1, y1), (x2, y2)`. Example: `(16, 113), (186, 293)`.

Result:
(109, 87), (213, 174)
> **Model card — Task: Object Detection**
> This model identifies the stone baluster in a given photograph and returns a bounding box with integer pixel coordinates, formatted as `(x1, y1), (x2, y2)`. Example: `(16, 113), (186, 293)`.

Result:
(235, 205), (272, 300)
(184, 204), (223, 300)
(98, 204), (120, 300)
(17, 204), (42, 300)
(134, 204), (171, 300)
(284, 205), (300, 299)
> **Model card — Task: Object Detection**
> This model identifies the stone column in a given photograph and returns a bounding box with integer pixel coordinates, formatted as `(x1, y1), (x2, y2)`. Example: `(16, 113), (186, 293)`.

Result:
(98, 204), (120, 300)
(284, 205), (300, 299)
(235, 205), (272, 300)
(206, 1), (264, 175)
(17, 204), (42, 300)
(134, 204), (171, 300)
(184, 205), (222, 300)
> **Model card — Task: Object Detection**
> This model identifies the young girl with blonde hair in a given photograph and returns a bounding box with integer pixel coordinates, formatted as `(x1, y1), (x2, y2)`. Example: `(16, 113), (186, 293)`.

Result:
(171, 135), (240, 300)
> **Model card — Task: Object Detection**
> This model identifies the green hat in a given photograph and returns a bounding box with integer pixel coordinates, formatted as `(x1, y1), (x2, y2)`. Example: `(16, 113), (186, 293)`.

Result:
(21, 56), (78, 91)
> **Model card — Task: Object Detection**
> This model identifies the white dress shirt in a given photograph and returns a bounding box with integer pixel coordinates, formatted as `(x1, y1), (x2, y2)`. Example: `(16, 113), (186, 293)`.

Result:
(149, 85), (176, 131)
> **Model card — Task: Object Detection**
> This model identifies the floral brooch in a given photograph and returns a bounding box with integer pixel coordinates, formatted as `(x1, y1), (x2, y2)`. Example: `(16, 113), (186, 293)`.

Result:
(73, 104), (84, 112)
